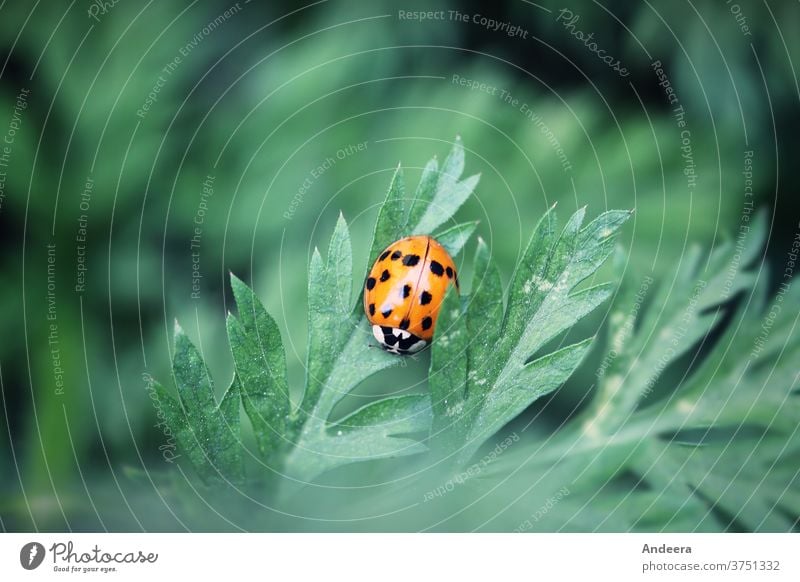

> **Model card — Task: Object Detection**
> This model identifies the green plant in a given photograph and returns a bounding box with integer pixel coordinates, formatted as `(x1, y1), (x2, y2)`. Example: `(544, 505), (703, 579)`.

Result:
(429, 205), (631, 464)
(466, 213), (800, 532)
(148, 140), (799, 533)
(153, 138), (630, 493)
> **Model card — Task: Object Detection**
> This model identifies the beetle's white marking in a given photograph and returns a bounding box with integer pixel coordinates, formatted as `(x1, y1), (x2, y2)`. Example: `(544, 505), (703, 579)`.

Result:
(372, 325), (384, 344)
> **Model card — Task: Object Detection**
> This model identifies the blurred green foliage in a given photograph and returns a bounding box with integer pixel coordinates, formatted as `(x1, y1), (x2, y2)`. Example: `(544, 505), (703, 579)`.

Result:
(1, 0), (798, 531)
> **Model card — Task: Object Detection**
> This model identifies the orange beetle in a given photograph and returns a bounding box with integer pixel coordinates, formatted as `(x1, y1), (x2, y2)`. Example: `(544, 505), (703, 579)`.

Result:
(364, 235), (459, 355)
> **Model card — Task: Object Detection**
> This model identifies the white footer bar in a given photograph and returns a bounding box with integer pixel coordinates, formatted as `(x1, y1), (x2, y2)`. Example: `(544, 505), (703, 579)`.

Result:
(1, 533), (797, 580)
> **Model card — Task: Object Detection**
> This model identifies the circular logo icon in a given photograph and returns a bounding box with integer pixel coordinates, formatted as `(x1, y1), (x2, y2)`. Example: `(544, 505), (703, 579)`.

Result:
(19, 542), (46, 570)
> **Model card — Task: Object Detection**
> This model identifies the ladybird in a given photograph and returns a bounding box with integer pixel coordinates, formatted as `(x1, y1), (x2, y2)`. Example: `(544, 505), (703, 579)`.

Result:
(364, 235), (459, 355)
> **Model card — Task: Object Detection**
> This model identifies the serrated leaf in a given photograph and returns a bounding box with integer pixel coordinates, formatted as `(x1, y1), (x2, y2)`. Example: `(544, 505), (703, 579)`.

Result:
(586, 212), (767, 433)
(406, 156), (439, 227)
(426, 208), (631, 464)
(414, 174), (480, 234)
(503, 204), (559, 332)
(160, 140), (483, 487)
(367, 164), (406, 267)
(466, 238), (504, 366)
(428, 286), (469, 453)
(643, 436), (800, 531)
(288, 395), (432, 481)
(333, 394), (432, 434)
(408, 137), (480, 235)
(436, 135), (466, 194)
(169, 326), (243, 482)
(478, 213), (798, 532)
(302, 214), (357, 416)
(466, 338), (593, 451)
(228, 275), (290, 463)
(433, 221), (479, 258)
(329, 212), (354, 315)
(460, 209), (628, 461)
(282, 141), (482, 483)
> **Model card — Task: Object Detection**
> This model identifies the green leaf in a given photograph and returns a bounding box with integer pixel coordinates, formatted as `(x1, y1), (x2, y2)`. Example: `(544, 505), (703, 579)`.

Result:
(228, 275), (290, 464)
(433, 221), (479, 258)
(281, 396), (432, 483)
(408, 137), (481, 235)
(427, 207), (631, 463)
(367, 164), (407, 269)
(302, 213), (358, 416)
(159, 139), (483, 486)
(283, 140), (481, 483)
(406, 156), (439, 228)
(474, 212), (799, 532)
(466, 238), (504, 368)
(428, 286), (469, 454)
(167, 324), (243, 482)
(414, 174), (480, 235)
(585, 213), (766, 433)
(320, 395), (433, 467)
(467, 338), (593, 450)
(333, 394), (432, 434)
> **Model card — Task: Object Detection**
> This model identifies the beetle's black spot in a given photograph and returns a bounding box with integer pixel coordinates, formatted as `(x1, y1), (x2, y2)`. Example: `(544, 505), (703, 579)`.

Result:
(398, 333), (425, 351)
(391, 250), (403, 260)
(402, 254), (420, 267)
(402, 284), (411, 298)
(380, 269), (391, 282)
(366, 277), (376, 290)
(445, 266), (453, 279)
(368, 303), (375, 316)
(382, 308), (393, 318)
(430, 260), (444, 276)
(399, 318), (410, 330)
(422, 316), (433, 331)
(379, 250), (391, 261)
(420, 290), (432, 305)
(383, 332), (399, 346)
